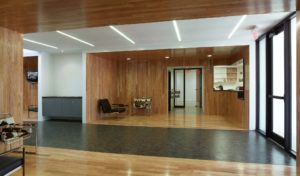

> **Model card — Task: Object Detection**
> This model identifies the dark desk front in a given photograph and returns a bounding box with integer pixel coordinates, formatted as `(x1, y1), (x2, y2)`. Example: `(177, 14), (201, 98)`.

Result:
(42, 97), (82, 120)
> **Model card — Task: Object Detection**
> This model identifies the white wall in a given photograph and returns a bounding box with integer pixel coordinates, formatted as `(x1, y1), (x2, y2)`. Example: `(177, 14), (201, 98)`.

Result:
(249, 42), (256, 130)
(81, 52), (87, 123)
(38, 53), (83, 121)
(38, 52), (53, 121)
(23, 49), (39, 57)
(51, 53), (82, 96)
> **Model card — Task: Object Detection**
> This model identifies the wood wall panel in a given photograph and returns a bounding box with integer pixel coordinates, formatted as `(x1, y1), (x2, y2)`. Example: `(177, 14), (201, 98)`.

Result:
(296, 10), (300, 167)
(0, 27), (23, 122)
(202, 47), (249, 128)
(0, 0), (295, 33)
(23, 56), (38, 120)
(86, 46), (249, 129)
(86, 53), (118, 122)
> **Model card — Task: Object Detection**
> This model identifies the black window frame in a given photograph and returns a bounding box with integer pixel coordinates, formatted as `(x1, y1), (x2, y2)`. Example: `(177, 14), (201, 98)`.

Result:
(255, 12), (296, 157)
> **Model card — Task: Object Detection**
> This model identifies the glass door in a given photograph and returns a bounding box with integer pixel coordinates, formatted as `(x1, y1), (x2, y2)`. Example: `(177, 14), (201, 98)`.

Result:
(174, 69), (185, 107)
(257, 15), (296, 155)
(268, 28), (286, 146)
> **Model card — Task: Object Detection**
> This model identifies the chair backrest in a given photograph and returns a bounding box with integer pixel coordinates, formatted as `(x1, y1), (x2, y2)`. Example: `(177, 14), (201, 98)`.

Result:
(98, 99), (112, 113)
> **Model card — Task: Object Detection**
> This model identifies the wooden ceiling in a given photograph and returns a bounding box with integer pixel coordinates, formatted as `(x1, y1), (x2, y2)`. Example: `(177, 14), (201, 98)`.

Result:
(0, 0), (296, 33)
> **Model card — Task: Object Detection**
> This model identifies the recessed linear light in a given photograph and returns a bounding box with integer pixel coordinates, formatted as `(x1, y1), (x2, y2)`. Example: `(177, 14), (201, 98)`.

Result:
(228, 15), (247, 39)
(109, 25), (135, 44)
(173, 20), (182, 42)
(56, 30), (95, 47)
(23, 38), (58, 49)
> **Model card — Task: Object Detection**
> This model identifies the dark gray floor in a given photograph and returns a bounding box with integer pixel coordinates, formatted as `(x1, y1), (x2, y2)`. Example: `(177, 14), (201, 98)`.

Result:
(25, 121), (296, 165)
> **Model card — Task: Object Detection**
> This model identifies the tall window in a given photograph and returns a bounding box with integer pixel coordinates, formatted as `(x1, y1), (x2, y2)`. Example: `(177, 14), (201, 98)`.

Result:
(258, 38), (267, 133)
(256, 15), (296, 155)
(291, 17), (297, 152)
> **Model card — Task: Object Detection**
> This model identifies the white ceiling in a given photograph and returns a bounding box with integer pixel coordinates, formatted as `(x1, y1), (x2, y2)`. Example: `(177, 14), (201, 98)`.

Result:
(23, 12), (290, 53)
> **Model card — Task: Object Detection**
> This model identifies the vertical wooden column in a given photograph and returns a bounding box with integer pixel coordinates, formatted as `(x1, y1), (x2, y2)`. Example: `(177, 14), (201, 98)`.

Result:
(297, 3), (300, 166)
(0, 27), (23, 122)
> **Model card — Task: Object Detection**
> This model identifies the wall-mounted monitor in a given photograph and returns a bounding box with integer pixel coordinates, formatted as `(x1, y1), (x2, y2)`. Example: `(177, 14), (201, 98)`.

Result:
(27, 71), (38, 82)
(213, 59), (244, 92)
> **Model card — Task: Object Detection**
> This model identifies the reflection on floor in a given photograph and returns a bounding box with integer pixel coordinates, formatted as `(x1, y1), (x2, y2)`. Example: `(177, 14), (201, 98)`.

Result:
(12, 146), (298, 176)
(25, 121), (296, 165)
(93, 107), (242, 130)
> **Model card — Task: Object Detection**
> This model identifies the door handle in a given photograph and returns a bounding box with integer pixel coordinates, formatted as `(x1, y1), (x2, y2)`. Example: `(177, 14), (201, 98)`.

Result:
(268, 95), (285, 99)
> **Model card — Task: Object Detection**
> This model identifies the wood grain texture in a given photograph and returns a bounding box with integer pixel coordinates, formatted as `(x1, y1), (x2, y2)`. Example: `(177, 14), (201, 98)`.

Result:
(11, 146), (298, 176)
(92, 109), (245, 130)
(296, 10), (300, 168)
(204, 46), (249, 128)
(0, 27), (23, 122)
(86, 46), (249, 129)
(86, 53), (119, 122)
(0, 0), (296, 33)
(23, 56), (38, 120)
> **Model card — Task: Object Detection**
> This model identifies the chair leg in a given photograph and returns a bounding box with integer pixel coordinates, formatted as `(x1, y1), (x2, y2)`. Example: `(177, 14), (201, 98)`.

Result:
(23, 147), (25, 176)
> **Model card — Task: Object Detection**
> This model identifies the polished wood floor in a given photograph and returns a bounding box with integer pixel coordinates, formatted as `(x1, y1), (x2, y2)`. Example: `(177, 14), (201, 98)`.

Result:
(92, 107), (244, 130)
(11, 146), (297, 176)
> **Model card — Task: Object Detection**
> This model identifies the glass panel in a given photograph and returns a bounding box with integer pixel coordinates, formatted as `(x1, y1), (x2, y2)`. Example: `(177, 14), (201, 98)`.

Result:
(174, 70), (184, 106)
(291, 18), (297, 152)
(272, 31), (285, 97)
(185, 69), (197, 107)
(259, 38), (267, 132)
(272, 99), (285, 137)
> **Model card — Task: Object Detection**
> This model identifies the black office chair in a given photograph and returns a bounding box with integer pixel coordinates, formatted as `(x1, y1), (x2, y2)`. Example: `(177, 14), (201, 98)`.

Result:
(98, 99), (126, 114)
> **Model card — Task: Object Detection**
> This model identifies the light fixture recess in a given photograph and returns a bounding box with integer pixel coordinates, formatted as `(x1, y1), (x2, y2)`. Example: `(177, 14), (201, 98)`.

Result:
(109, 25), (136, 44)
(23, 38), (58, 49)
(228, 15), (247, 39)
(56, 30), (95, 47)
(172, 20), (182, 42)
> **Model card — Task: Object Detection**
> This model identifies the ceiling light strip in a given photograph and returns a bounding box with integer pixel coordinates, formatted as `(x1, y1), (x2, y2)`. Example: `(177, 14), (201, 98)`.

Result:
(228, 15), (247, 39)
(23, 38), (58, 49)
(56, 30), (95, 47)
(109, 25), (135, 44)
(173, 20), (182, 42)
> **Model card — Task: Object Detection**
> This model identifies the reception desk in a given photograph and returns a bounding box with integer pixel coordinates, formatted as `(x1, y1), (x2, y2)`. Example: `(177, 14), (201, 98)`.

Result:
(42, 97), (82, 120)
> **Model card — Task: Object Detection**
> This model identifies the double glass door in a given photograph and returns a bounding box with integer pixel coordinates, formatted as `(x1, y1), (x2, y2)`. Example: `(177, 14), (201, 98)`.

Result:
(257, 16), (297, 155)
(173, 68), (202, 108)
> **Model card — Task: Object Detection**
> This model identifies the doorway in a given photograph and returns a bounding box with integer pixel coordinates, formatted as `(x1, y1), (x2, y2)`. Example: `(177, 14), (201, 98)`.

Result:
(168, 68), (203, 113)
(267, 27), (286, 146)
(256, 14), (297, 155)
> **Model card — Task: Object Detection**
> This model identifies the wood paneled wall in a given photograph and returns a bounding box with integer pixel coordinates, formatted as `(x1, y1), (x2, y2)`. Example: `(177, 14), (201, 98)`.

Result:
(203, 47), (249, 128)
(86, 46), (249, 129)
(86, 53), (119, 122)
(296, 10), (300, 167)
(0, 27), (23, 122)
(23, 56), (38, 120)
